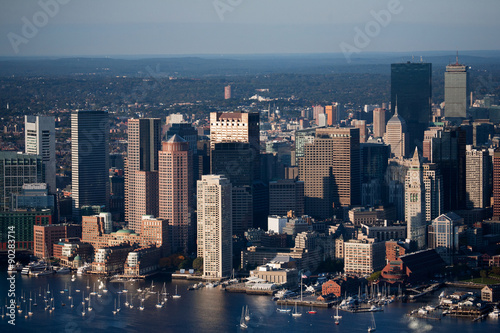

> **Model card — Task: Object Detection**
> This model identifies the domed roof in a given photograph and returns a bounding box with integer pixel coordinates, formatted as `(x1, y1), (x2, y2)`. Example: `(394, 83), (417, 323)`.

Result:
(116, 229), (132, 234)
(74, 255), (81, 261)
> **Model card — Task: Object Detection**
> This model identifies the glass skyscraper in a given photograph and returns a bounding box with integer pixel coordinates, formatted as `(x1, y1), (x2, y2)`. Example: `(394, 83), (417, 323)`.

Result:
(391, 62), (432, 152)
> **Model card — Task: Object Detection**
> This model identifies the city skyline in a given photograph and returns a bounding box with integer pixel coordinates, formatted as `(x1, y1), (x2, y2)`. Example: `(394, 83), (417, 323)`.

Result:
(0, 0), (499, 56)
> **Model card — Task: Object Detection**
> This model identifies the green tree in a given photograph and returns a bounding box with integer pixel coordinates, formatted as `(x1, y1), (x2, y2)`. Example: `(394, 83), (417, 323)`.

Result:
(367, 271), (382, 282)
(193, 257), (203, 271)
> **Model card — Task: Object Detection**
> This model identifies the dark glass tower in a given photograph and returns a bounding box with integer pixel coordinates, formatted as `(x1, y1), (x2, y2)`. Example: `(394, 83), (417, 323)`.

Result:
(391, 62), (432, 153)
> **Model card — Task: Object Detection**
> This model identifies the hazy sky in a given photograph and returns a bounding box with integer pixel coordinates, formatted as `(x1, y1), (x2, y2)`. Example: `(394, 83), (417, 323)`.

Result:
(0, 0), (499, 57)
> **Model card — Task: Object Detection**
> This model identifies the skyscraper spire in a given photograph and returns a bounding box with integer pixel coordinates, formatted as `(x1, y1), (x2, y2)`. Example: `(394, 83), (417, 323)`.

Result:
(394, 95), (398, 115)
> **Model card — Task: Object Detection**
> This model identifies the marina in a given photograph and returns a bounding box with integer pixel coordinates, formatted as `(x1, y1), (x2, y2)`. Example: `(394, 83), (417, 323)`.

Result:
(2, 267), (499, 332)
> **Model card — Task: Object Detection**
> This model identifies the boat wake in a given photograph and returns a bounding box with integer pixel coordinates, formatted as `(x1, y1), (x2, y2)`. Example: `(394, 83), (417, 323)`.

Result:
(408, 318), (433, 332)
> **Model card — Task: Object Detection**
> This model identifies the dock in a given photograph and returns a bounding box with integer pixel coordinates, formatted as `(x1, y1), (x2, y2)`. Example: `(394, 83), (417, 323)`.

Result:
(277, 299), (333, 308)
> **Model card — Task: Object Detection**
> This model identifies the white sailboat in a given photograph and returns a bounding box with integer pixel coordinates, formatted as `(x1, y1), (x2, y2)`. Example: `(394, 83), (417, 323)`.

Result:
(124, 292), (130, 307)
(28, 299), (33, 317)
(240, 307), (248, 329)
(117, 293), (121, 312)
(292, 302), (302, 317)
(334, 305), (342, 325)
(139, 298), (145, 311)
(172, 285), (181, 299)
(245, 305), (250, 321)
(368, 312), (376, 332)
(155, 291), (163, 308)
(112, 299), (117, 315)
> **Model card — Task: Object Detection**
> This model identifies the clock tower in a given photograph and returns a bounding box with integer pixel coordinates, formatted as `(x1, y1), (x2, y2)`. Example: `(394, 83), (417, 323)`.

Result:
(405, 147), (426, 249)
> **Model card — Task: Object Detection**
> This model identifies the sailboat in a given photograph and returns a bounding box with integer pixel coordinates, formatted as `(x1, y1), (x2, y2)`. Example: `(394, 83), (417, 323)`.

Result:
(148, 280), (155, 294)
(70, 298), (74, 309)
(368, 312), (376, 332)
(277, 302), (291, 313)
(240, 307), (248, 329)
(172, 285), (181, 299)
(307, 305), (317, 314)
(155, 291), (163, 308)
(139, 298), (145, 311)
(161, 282), (167, 295)
(245, 305), (250, 321)
(112, 299), (117, 315)
(334, 305), (342, 325)
(292, 302), (302, 317)
(117, 293), (121, 312)
(28, 299), (33, 316)
(125, 292), (130, 307)
(88, 295), (93, 312)
(129, 297), (134, 309)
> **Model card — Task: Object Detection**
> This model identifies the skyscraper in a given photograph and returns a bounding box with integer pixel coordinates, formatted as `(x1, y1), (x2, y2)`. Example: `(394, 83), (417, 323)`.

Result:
(385, 104), (408, 158)
(423, 163), (443, 221)
(71, 110), (109, 218)
(325, 104), (338, 126)
(210, 112), (260, 180)
(159, 135), (193, 254)
(25, 115), (56, 194)
(422, 126), (466, 211)
(493, 148), (500, 217)
(299, 127), (360, 219)
(125, 118), (162, 233)
(391, 62), (432, 151)
(373, 108), (386, 139)
(465, 146), (490, 209)
(405, 148), (426, 249)
(445, 56), (469, 120)
(224, 85), (232, 99)
(197, 175), (232, 279)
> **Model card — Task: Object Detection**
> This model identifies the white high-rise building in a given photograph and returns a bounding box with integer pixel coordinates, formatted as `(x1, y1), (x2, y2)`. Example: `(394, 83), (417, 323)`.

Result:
(405, 148), (426, 249)
(385, 102), (407, 158)
(197, 175), (232, 279)
(25, 115), (56, 194)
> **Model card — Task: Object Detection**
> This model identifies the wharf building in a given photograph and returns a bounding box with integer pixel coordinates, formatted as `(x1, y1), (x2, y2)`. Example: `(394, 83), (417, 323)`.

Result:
(33, 223), (82, 258)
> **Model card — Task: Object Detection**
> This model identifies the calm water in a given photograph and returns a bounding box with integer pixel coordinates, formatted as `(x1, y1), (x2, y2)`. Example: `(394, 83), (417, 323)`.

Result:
(0, 267), (498, 333)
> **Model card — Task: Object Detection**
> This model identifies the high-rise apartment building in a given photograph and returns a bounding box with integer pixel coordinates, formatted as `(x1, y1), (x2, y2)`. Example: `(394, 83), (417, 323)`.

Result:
(391, 62), (432, 151)
(25, 115), (56, 194)
(224, 85), (231, 99)
(71, 110), (109, 218)
(373, 108), (386, 138)
(125, 118), (161, 233)
(299, 127), (360, 219)
(197, 175), (232, 279)
(445, 56), (469, 119)
(405, 148), (426, 249)
(465, 146), (490, 209)
(159, 135), (193, 253)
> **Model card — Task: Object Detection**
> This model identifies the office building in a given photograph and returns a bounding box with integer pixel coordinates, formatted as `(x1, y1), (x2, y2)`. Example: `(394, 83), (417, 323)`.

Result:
(428, 212), (464, 265)
(325, 104), (338, 126)
(444, 56), (469, 119)
(391, 62), (432, 151)
(125, 118), (161, 233)
(211, 142), (254, 187)
(405, 148), (426, 249)
(71, 110), (109, 218)
(33, 223), (82, 258)
(165, 122), (198, 152)
(0, 152), (45, 211)
(210, 112), (260, 180)
(353, 120), (367, 143)
(12, 183), (54, 211)
(197, 175), (232, 279)
(385, 103), (408, 158)
(269, 179), (304, 217)
(0, 209), (52, 250)
(299, 127), (360, 219)
(294, 128), (316, 165)
(159, 135), (193, 253)
(493, 148), (500, 217)
(423, 163), (443, 222)
(465, 146), (490, 209)
(422, 126), (466, 211)
(25, 115), (56, 194)
(373, 108), (386, 138)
